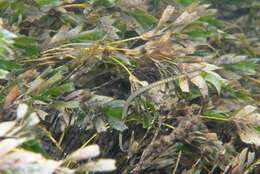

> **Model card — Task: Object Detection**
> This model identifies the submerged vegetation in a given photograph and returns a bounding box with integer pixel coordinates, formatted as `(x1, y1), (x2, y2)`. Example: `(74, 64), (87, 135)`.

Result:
(0, 0), (259, 173)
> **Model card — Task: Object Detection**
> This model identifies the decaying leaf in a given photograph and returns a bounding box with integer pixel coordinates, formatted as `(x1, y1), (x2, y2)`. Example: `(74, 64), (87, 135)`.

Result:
(3, 85), (21, 109)
(232, 105), (260, 146)
(190, 75), (208, 97)
(223, 148), (256, 174)
(118, 0), (148, 11)
(179, 76), (190, 92)
(144, 31), (196, 60)
(156, 5), (175, 30)
(100, 16), (120, 39)
(0, 0), (259, 174)
(176, 62), (226, 96)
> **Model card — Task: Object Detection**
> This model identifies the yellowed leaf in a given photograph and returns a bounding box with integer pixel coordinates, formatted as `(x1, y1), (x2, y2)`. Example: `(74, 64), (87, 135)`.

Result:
(179, 76), (190, 92)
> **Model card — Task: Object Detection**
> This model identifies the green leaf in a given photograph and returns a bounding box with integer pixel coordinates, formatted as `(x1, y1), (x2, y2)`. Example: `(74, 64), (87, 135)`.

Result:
(202, 71), (226, 94)
(22, 139), (49, 158)
(0, 1), (9, 10)
(176, 0), (194, 5)
(103, 100), (125, 107)
(223, 59), (258, 76)
(36, 82), (75, 101)
(71, 30), (104, 42)
(3, 1), (25, 22)
(128, 100), (157, 129)
(60, 13), (83, 26)
(185, 28), (211, 38)
(34, 0), (60, 6)
(102, 100), (125, 120)
(129, 10), (157, 31)
(222, 86), (253, 101)
(203, 110), (228, 119)
(102, 100), (127, 131)
(0, 59), (20, 70)
(102, 107), (123, 119)
(142, 114), (153, 128)
(253, 125), (260, 132)
(93, 0), (116, 8)
(184, 22), (216, 38)
(51, 101), (80, 109)
(107, 116), (128, 131)
(13, 36), (40, 57)
(184, 15), (222, 38)
(45, 83), (75, 97)
(37, 72), (64, 93)
(142, 101), (157, 128)
(199, 16), (223, 27)
(32, 71), (67, 100)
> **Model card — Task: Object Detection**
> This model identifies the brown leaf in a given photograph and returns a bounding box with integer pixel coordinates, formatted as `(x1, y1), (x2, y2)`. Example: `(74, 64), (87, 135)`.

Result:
(179, 76), (190, 93)
(145, 31), (172, 59)
(50, 25), (70, 44)
(18, 69), (39, 81)
(178, 63), (204, 73)
(3, 85), (21, 109)
(156, 5), (175, 30)
(224, 148), (256, 174)
(190, 75), (208, 97)
(27, 77), (45, 94)
(145, 31), (195, 60)
(118, 0), (147, 11)
(232, 105), (260, 146)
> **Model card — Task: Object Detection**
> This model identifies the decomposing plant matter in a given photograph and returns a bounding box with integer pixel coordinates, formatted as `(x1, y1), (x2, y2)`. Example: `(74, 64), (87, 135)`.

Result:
(0, 0), (260, 174)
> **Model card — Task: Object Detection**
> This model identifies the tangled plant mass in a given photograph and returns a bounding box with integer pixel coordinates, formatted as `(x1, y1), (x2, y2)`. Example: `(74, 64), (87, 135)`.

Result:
(0, 0), (260, 173)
